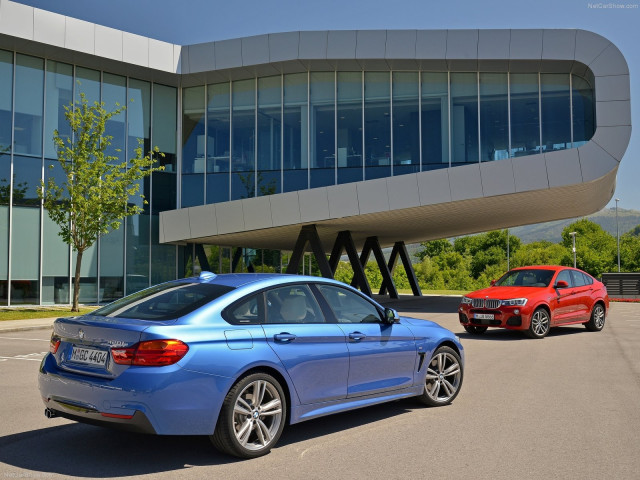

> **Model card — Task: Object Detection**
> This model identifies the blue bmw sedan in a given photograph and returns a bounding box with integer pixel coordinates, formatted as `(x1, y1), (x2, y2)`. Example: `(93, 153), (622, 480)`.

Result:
(39, 272), (464, 458)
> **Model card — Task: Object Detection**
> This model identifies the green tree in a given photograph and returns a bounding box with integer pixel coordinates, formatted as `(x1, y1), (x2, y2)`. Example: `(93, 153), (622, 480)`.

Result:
(416, 238), (453, 261)
(511, 241), (568, 268)
(620, 233), (640, 271)
(454, 230), (520, 279)
(560, 219), (616, 277)
(38, 93), (163, 311)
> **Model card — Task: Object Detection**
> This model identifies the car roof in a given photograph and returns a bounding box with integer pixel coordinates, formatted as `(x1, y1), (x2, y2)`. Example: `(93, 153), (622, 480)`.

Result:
(181, 272), (343, 289)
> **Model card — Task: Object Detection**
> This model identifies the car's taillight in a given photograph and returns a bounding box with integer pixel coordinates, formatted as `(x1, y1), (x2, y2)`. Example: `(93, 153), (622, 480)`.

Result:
(49, 335), (61, 354)
(111, 339), (188, 366)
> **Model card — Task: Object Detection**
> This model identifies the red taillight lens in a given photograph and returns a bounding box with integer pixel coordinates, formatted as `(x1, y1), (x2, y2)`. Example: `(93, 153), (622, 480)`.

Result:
(50, 335), (61, 354)
(111, 340), (188, 367)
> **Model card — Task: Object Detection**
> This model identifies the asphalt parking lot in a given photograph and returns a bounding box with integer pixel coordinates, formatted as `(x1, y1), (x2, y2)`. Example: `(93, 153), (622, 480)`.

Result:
(1, 297), (639, 479)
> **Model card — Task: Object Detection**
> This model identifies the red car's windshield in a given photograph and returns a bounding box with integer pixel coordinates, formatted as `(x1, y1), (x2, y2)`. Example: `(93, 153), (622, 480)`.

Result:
(495, 269), (555, 287)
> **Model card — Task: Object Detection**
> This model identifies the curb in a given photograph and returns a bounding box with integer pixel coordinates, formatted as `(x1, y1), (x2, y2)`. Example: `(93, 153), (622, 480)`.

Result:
(0, 324), (54, 333)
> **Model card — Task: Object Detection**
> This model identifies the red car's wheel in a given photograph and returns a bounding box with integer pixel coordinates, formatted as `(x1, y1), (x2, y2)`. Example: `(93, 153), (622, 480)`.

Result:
(526, 308), (550, 339)
(585, 303), (606, 332)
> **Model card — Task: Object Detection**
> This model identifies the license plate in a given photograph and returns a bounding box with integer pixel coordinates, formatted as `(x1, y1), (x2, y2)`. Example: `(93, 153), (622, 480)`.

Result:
(474, 313), (495, 320)
(70, 346), (108, 366)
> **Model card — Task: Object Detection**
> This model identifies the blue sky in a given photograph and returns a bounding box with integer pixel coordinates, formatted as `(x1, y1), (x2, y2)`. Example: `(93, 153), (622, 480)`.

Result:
(15, 0), (640, 211)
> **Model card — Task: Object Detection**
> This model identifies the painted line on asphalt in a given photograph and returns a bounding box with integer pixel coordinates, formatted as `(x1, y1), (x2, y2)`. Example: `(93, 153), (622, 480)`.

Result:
(0, 353), (46, 362)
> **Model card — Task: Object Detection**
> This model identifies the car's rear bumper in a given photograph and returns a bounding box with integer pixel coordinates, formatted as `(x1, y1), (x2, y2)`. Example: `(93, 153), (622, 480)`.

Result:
(38, 352), (230, 435)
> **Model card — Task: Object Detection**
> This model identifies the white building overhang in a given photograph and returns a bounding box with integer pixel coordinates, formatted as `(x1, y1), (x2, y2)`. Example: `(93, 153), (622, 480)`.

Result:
(0, 2), (630, 251)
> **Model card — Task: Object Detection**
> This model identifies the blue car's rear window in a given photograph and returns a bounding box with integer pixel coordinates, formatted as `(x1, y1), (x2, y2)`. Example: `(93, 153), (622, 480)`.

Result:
(92, 282), (235, 320)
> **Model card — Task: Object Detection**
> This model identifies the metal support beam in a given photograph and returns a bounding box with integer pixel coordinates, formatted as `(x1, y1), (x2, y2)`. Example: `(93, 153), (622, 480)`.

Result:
(380, 241), (422, 297)
(194, 244), (211, 272)
(231, 247), (243, 272)
(354, 236), (398, 299)
(285, 225), (333, 278)
(329, 230), (371, 297)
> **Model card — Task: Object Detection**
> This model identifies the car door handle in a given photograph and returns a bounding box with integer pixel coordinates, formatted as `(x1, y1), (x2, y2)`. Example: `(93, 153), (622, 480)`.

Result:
(349, 332), (366, 341)
(274, 333), (296, 343)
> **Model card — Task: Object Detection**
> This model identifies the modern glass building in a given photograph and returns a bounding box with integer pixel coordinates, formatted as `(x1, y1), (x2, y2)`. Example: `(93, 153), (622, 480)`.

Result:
(0, 0), (632, 304)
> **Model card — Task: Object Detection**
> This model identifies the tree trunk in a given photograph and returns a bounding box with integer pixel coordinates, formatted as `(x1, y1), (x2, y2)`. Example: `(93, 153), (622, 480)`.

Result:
(72, 249), (83, 312)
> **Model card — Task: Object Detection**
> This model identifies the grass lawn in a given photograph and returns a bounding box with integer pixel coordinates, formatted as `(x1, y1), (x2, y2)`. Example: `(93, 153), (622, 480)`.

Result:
(0, 307), (98, 321)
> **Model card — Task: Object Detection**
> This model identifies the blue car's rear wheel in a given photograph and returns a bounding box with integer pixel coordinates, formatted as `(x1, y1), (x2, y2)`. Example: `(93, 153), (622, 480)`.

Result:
(418, 346), (463, 407)
(211, 373), (286, 458)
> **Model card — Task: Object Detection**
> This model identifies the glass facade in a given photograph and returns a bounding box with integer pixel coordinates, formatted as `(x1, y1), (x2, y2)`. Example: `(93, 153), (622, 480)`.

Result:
(0, 42), (597, 304)
(180, 70), (594, 204)
(0, 48), (178, 305)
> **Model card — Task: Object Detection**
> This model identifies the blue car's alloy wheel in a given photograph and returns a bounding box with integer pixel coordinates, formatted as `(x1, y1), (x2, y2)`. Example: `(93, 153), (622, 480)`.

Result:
(212, 373), (286, 458)
(418, 346), (463, 407)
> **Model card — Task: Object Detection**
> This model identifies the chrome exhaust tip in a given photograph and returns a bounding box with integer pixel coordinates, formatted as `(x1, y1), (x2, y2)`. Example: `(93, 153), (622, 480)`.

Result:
(44, 408), (57, 419)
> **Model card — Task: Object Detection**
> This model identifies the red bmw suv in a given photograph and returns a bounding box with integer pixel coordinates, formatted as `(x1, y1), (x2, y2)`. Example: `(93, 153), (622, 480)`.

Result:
(458, 265), (609, 339)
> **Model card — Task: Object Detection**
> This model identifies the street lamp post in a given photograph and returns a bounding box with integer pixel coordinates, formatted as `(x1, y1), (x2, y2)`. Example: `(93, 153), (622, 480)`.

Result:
(615, 198), (621, 273)
(506, 228), (510, 271)
(569, 231), (577, 268)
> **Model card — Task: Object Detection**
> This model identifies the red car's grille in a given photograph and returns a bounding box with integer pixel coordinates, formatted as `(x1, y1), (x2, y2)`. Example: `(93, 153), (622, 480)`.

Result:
(471, 299), (501, 309)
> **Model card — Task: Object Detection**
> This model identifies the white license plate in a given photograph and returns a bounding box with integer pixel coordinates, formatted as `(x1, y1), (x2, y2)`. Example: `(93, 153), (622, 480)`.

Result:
(70, 346), (108, 366)
(474, 313), (495, 320)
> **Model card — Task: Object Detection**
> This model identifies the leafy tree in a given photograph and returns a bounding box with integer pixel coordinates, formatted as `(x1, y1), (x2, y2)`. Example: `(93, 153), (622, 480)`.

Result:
(511, 241), (568, 268)
(620, 234), (640, 271)
(627, 224), (640, 237)
(38, 93), (163, 311)
(416, 238), (453, 261)
(560, 219), (616, 277)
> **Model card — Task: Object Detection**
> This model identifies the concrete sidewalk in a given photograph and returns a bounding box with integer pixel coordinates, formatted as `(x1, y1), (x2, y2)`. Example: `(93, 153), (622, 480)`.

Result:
(0, 317), (57, 333)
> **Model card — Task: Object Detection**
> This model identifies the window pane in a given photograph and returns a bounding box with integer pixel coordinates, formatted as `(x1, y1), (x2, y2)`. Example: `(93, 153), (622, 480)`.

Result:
(479, 73), (509, 162)
(151, 214), (176, 285)
(364, 72), (391, 179)
(421, 72), (449, 169)
(102, 73), (127, 163)
(12, 155), (41, 206)
(44, 61), (73, 160)
(0, 152), (8, 302)
(337, 72), (363, 184)
(541, 74), (571, 152)
(207, 82), (231, 203)
(257, 76), (281, 196)
(231, 79), (255, 199)
(42, 213), (69, 304)
(10, 206), (40, 304)
(100, 227), (124, 303)
(75, 67), (100, 104)
(14, 55), (44, 157)
(393, 72), (419, 176)
(128, 78), (151, 161)
(126, 214), (150, 295)
(450, 72), (478, 165)
(510, 73), (540, 158)
(283, 73), (308, 192)
(265, 284), (325, 324)
(572, 74), (595, 147)
(181, 86), (205, 207)
(152, 84), (177, 213)
(0, 50), (12, 156)
(310, 72), (335, 188)
(72, 244), (98, 303)
(317, 285), (381, 323)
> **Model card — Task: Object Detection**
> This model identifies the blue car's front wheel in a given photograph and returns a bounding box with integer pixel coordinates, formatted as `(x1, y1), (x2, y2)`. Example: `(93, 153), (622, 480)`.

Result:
(211, 373), (286, 459)
(418, 346), (463, 407)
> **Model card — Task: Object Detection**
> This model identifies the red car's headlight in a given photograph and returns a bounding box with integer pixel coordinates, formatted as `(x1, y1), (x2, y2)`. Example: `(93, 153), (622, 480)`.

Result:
(500, 298), (528, 307)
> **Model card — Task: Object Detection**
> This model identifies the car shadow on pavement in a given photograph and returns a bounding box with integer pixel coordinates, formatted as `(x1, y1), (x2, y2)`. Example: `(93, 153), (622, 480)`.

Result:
(457, 325), (589, 341)
(0, 401), (416, 475)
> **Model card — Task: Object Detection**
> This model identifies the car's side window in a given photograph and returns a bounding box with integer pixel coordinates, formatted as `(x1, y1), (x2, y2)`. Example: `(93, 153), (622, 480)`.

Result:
(317, 285), (382, 324)
(556, 270), (573, 288)
(264, 285), (325, 324)
(571, 270), (588, 287)
(225, 293), (264, 324)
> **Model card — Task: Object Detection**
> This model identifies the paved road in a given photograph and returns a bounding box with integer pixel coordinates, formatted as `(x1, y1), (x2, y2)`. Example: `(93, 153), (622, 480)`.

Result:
(0, 299), (639, 479)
